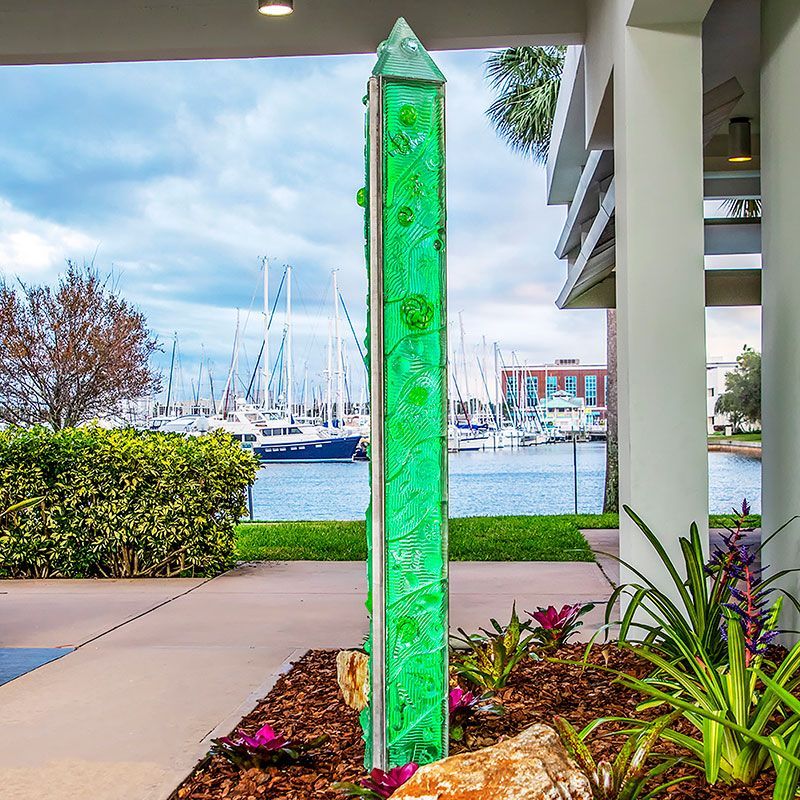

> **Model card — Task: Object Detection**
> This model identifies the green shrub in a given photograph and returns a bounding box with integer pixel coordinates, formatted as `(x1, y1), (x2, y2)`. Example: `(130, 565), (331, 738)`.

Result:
(0, 426), (259, 578)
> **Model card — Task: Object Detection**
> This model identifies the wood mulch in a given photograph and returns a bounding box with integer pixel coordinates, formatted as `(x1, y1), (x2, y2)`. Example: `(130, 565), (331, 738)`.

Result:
(174, 646), (777, 800)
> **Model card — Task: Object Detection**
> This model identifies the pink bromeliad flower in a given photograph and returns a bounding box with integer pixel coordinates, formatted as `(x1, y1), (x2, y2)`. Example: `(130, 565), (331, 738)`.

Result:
(359, 763), (420, 798)
(530, 604), (583, 629)
(526, 602), (594, 649)
(221, 724), (290, 752)
(448, 687), (503, 741)
(449, 686), (477, 715)
(212, 723), (327, 768)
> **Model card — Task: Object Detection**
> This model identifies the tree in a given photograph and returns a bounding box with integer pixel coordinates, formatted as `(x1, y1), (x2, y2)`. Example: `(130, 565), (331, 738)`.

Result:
(0, 263), (160, 429)
(485, 47), (566, 162)
(603, 310), (619, 512)
(485, 46), (620, 512)
(714, 346), (761, 433)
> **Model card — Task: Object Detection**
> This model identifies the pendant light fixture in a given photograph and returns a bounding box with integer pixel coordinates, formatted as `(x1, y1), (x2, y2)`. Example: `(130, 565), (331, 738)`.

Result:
(728, 117), (752, 163)
(258, 0), (293, 16)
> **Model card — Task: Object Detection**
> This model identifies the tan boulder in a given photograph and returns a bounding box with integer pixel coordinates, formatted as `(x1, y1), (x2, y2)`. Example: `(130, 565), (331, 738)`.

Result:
(392, 724), (592, 800)
(336, 649), (370, 712)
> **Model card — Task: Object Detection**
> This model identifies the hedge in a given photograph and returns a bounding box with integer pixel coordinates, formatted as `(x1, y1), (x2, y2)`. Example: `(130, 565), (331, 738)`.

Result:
(0, 426), (259, 578)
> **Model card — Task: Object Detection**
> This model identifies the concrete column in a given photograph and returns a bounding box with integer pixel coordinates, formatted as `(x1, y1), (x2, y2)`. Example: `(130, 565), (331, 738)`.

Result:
(614, 20), (709, 590)
(761, 2), (800, 632)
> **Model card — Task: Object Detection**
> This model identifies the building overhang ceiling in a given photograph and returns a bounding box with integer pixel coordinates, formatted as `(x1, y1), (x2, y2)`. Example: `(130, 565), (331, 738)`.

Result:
(0, 0), (587, 65)
(564, 268), (762, 309)
(550, 0), (762, 311)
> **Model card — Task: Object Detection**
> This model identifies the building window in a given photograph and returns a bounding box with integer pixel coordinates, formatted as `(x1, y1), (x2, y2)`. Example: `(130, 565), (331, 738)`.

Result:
(585, 375), (597, 406)
(565, 375), (577, 396)
(546, 375), (557, 399)
(525, 376), (538, 406)
(506, 377), (518, 406)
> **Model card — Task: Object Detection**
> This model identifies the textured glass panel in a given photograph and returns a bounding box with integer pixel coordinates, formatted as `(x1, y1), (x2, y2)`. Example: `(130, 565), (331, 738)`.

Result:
(362, 17), (449, 770)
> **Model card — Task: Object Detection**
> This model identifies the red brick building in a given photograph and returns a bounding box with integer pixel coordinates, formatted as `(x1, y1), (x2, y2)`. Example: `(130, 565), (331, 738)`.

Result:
(500, 359), (608, 411)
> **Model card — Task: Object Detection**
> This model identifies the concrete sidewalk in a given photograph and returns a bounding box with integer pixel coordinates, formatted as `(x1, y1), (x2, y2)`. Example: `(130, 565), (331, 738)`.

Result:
(0, 558), (612, 800)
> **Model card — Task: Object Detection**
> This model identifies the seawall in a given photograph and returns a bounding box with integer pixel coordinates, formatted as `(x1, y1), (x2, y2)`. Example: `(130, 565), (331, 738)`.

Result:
(708, 439), (761, 459)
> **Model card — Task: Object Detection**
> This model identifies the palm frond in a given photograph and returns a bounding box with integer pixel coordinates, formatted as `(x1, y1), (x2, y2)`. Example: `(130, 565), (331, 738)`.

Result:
(484, 46), (566, 164)
(720, 198), (762, 219)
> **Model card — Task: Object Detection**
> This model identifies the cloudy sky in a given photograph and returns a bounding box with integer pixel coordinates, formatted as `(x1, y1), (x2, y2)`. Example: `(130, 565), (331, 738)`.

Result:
(0, 48), (759, 405)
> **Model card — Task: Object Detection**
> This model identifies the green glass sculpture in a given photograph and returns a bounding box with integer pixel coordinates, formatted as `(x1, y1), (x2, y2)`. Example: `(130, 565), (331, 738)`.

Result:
(361, 18), (449, 770)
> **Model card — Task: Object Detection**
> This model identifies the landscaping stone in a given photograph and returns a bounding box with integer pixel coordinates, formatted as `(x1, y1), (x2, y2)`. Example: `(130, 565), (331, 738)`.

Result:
(336, 649), (369, 712)
(392, 723), (592, 800)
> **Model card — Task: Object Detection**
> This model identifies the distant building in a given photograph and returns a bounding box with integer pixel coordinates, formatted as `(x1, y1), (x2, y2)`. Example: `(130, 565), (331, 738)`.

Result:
(706, 359), (738, 434)
(505, 358), (741, 436)
(501, 359), (608, 435)
(501, 359), (608, 411)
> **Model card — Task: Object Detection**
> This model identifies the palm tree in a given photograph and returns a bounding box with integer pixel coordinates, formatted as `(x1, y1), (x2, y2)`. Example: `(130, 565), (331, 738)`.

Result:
(486, 48), (763, 515)
(485, 46), (620, 512)
(485, 47), (566, 164)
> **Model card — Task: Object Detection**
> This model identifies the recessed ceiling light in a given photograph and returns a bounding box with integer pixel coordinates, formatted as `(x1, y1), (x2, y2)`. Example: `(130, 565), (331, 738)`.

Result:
(258, 0), (293, 16)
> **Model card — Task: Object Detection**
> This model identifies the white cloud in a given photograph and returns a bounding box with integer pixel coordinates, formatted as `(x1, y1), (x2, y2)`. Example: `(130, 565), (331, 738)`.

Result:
(0, 46), (756, 409)
(0, 199), (97, 279)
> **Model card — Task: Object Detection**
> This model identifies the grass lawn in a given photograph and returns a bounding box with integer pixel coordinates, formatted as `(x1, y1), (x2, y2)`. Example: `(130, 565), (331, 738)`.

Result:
(708, 432), (762, 442)
(574, 511), (762, 529)
(235, 511), (763, 562)
(235, 515), (595, 562)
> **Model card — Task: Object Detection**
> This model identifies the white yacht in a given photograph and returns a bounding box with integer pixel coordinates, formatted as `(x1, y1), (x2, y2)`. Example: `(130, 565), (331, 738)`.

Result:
(210, 406), (361, 462)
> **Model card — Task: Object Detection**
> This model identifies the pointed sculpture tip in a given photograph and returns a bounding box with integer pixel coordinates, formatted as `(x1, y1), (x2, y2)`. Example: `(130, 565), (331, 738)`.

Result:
(371, 16), (446, 82)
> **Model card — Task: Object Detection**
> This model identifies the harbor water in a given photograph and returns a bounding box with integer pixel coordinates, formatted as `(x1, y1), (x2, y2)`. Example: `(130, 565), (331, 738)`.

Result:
(251, 442), (761, 520)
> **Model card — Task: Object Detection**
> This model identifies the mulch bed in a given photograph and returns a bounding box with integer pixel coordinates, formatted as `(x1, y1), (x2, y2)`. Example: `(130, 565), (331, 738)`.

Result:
(175, 646), (776, 800)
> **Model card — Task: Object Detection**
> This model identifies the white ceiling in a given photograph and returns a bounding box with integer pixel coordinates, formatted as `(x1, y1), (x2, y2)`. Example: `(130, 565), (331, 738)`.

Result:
(0, 0), (586, 65)
(703, 0), (761, 126)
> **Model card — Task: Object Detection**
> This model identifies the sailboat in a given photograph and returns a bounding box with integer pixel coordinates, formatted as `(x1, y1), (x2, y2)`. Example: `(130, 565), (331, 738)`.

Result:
(209, 262), (362, 462)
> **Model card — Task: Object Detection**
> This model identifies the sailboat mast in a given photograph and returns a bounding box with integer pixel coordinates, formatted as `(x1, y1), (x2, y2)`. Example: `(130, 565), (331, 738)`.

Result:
(233, 309), (240, 409)
(165, 332), (177, 416)
(285, 266), (293, 421)
(459, 312), (470, 415)
(262, 256), (270, 409)
(221, 312), (240, 417)
(494, 342), (500, 425)
(333, 270), (344, 424)
(326, 317), (333, 426)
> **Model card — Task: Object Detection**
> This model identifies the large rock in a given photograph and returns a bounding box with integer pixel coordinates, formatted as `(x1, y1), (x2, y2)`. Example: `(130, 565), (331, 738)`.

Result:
(336, 649), (370, 712)
(392, 724), (592, 800)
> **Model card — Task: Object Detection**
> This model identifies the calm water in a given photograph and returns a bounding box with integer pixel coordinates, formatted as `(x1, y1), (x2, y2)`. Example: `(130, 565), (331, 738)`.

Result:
(251, 443), (761, 520)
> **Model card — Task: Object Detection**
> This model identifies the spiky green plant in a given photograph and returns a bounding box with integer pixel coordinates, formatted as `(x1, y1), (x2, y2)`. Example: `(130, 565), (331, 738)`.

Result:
(554, 710), (689, 800)
(451, 604), (536, 690)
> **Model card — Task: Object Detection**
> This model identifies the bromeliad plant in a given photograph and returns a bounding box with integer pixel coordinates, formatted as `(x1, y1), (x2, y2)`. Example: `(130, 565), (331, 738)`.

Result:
(605, 501), (799, 666)
(554, 710), (689, 800)
(448, 687), (503, 741)
(606, 601), (800, 791)
(334, 763), (419, 799)
(451, 604), (536, 690)
(527, 602), (594, 649)
(211, 723), (328, 769)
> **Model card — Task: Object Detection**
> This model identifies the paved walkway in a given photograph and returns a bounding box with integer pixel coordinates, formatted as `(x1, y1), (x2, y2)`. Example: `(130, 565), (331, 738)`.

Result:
(0, 557), (613, 800)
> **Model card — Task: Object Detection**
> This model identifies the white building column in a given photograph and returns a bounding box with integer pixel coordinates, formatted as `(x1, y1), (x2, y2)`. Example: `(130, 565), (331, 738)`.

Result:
(614, 20), (709, 588)
(761, 3), (800, 632)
